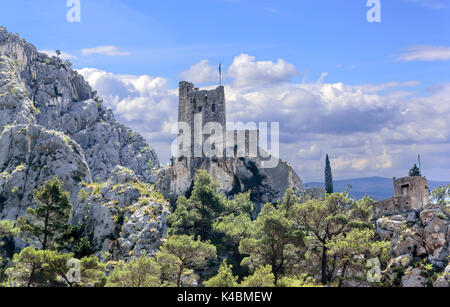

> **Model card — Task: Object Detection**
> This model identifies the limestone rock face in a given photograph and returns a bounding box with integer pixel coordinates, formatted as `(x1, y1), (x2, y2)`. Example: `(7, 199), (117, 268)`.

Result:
(433, 264), (450, 288)
(0, 125), (91, 223)
(401, 268), (427, 288)
(0, 27), (166, 261)
(0, 26), (159, 183)
(156, 157), (318, 210)
(84, 167), (169, 260)
(378, 203), (450, 287)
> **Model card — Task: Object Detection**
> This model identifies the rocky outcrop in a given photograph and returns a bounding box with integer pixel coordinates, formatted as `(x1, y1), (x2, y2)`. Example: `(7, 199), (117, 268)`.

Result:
(0, 27), (166, 260)
(376, 203), (450, 287)
(83, 167), (169, 260)
(156, 156), (317, 210)
(0, 26), (159, 183)
(0, 125), (91, 223)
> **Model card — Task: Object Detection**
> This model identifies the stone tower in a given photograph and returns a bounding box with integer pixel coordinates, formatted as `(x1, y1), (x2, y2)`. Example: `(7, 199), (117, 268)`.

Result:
(178, 81), (226, 157)
(372, 176), (430, 219)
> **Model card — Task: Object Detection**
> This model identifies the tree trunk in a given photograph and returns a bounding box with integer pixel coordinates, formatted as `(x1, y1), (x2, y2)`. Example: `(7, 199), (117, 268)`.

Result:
(27, 268), (36, 287)
(177, 263), (185, 287)
(42, 207), (50, 250)
(321, 245), (328, 285)
(338, 263), (348, 288)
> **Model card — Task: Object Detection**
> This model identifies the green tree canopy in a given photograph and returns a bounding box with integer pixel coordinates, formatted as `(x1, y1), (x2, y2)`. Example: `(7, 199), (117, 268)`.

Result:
(6, 247), (105, 287)
(18, 177), (72, 250)
(157, 235), (216, 287)
(240, 265), (275, 287)
(168, 170), (227, 240)
(213, 213), (253, 278)
(106, 256), (161, 287)
(326, 228), (390, 287)
(409, 164), (421, 177)
(204, 260), (239, 287)
(430, 185), (450, 205)
(293, 193), (373, 285)
(239, 204), (304, 284)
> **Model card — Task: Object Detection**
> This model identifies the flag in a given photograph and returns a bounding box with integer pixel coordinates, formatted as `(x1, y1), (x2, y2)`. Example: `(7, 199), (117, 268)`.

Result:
(219, 63), (222, 85)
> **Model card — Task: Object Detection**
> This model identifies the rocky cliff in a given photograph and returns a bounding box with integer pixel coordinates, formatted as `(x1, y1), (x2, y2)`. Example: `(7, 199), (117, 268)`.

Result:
(156, 156), (323, 210)
(376, 203), (450, 287)
(0, 27), (159, 184)
(0, 27), (164, 259)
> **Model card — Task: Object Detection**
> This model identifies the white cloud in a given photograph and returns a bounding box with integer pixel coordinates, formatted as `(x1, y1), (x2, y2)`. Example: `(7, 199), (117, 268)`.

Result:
(227, 54), (298, 87)
(78, 54), (450, 181)
(396, 46), (450, 61)
(39, 49), (76, 60)
(81, 46), (131, 57)
(78, 68), (177, 147)
(179, 60), (219, 84)
(298, 145), (322, 160)
(404, 0), (448, 9)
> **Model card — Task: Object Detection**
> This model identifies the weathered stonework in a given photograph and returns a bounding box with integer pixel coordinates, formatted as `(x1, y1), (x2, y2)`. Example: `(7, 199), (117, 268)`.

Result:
(373, 176), (429, 219)
(158, 82), (321, 209)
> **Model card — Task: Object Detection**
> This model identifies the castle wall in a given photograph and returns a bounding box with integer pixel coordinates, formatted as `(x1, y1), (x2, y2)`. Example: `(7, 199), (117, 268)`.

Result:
(373, 176), (430, 220)
(226, 129), (260, 158)
(393, 176), (429, 208)
(178, 81), (226, 157)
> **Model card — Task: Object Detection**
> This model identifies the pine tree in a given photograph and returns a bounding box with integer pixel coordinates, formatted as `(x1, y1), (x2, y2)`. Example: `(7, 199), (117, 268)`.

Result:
(156, 235), (216, 287)
(106, 256), (160, 287)
(409, 164), (421, 177)
(18, 177), (72, 250)
(325, 154), (334, 194)
(204, 260), (239, 287)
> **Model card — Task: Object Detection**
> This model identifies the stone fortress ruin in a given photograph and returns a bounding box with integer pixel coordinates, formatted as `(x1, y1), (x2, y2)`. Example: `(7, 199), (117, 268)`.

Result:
(373, 176), (430, 219)
(155, 81), (322, 208)
(177, 81), (261, 159)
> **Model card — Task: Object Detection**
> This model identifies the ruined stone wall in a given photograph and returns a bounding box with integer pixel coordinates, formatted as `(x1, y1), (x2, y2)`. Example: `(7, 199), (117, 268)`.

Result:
(373, 176), (430, 220)
(394, 176), (429, 208)
(178, 82), (226, 157)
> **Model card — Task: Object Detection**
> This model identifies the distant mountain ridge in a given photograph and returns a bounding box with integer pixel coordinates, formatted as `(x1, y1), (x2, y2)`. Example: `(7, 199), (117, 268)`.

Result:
(305, 177), (450, 201)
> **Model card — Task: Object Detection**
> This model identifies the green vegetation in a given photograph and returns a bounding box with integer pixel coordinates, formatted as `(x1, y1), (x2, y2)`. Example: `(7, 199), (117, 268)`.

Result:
(6, 247), (105, 287)
(325, 154), (334, 194)
(239, 204), (304, 284)
(0, 170), (406, 288)
(409, 164), (421, 177)
(106, 256), (161, 287)
(204, 261), (239, 287)
(157, 235), (216, 287)
(18, 177), (72, 251)
(292, 193), (374, 284)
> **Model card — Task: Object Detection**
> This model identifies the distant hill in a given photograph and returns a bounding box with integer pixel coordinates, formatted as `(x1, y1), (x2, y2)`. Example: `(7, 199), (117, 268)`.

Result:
(305, 177), (450, 201)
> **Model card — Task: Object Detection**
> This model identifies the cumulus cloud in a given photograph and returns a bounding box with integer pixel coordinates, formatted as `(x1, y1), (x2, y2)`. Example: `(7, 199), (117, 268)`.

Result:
(81, 46), (131, 57)
(404, 0), (448, 9)
(396, 46), (450, 61)
(227, 54), (298, 87)
(78, 54), (450, 181)
(179, 60), (219, 84)
(78, 68), (177, 146)
(298, 145), (322, 160)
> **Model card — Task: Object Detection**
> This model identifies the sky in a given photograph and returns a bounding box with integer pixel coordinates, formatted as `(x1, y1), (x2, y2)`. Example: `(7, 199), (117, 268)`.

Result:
(1, 0), (449, 182)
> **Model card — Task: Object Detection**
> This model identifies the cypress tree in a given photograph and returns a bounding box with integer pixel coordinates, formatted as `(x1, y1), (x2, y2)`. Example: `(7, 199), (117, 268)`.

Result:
(325, 154), (334, 194)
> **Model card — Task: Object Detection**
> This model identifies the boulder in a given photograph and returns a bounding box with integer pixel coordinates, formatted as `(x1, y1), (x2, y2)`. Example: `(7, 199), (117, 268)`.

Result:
(401, 268), (427, 287)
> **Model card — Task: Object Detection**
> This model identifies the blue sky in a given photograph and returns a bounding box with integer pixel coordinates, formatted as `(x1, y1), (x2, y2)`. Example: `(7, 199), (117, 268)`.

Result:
(1, 0), (450, 181)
